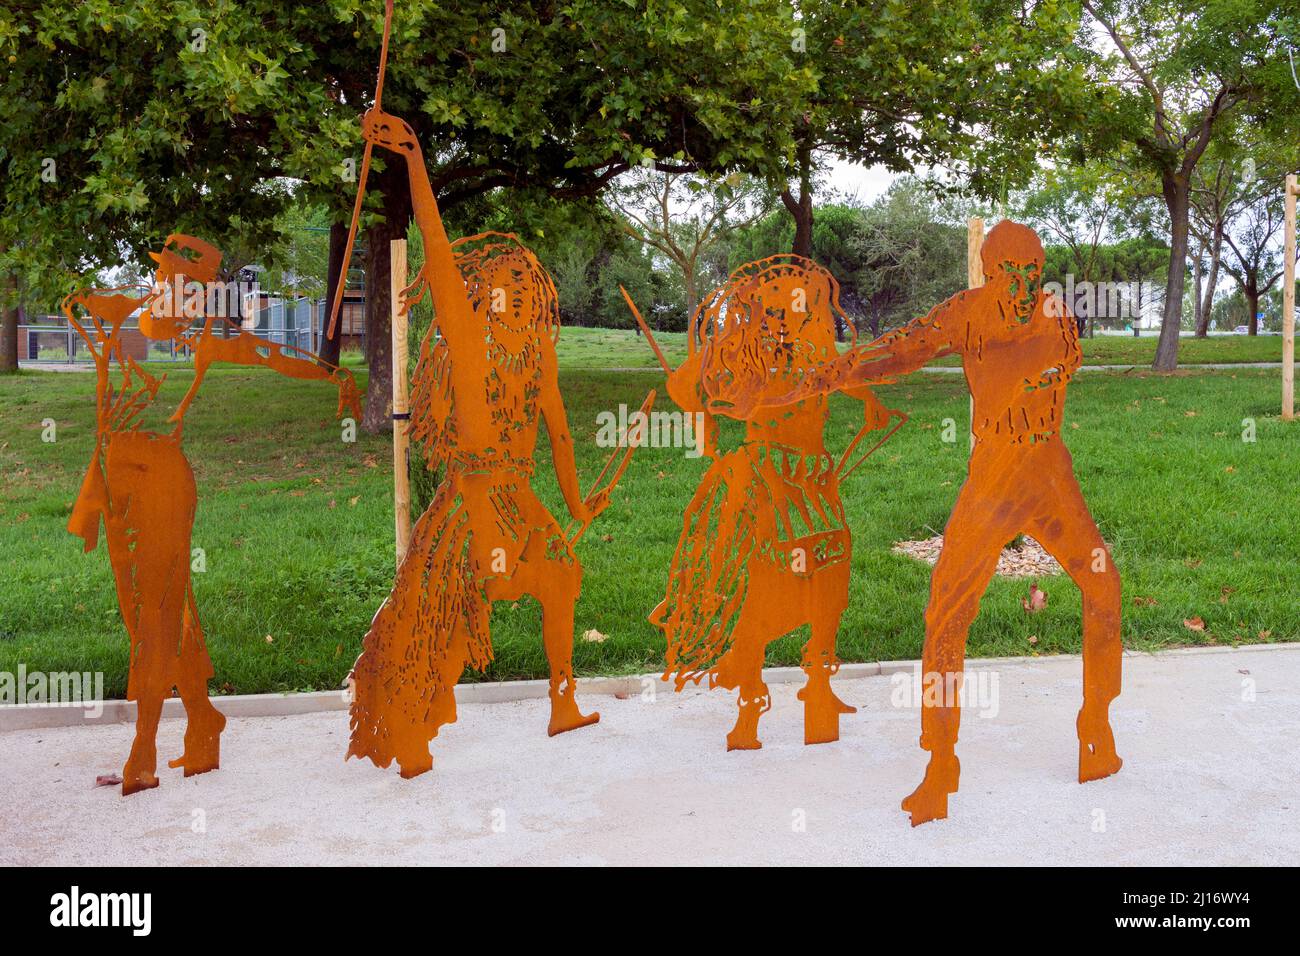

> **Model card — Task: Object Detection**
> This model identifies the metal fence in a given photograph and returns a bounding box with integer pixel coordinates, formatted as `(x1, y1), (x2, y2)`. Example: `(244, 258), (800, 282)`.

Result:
(18, 296), (331, 365)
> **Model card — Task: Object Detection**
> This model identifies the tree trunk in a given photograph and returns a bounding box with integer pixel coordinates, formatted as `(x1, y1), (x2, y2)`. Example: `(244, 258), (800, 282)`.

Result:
(0, 265), (18, 373)
(1192, 245), (1203, 334)
(1153, 174), (1191, 371)
(361, 159), (413, 434)
(1246, 288), (1260, 335)
(318, 221), (347, 366)
(784, 188), (813, 260)
(1196, 227), (1221, 337)
(783, 138), (815, 260)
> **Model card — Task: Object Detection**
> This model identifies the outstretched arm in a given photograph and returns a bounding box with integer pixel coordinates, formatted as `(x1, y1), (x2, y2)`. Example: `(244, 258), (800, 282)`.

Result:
(793, 288), (975, 400)
(713, 288), (975, 420)
(538, 341), (589, 524)
(172, 326), (360, 423)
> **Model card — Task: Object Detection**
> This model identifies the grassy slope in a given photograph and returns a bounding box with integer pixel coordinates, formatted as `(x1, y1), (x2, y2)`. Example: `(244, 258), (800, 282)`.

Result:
(555, 326), (1285, 369)
(2, 356), (1295, 697)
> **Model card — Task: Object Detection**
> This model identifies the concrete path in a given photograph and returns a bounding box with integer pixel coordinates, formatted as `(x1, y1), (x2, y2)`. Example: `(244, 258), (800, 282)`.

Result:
(2, 645), (1296, 866)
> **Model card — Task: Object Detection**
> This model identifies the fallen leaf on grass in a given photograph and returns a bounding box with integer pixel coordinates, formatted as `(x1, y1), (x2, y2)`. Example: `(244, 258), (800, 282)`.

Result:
(348, 496), (360, 507)
(1021, 582), (1047, 613)
(264, 634), (274, 644)
(1183, 617), (1206, 632)
(1132, 595), (1158, 608)
(581, 628), (608, 644)
(1027, 635), (1039, 646)
(1219, 586), (1236, 604)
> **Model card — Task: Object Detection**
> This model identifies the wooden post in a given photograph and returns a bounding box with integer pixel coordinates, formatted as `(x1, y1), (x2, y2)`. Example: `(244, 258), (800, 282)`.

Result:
(1284, 174), (1296, 422)
(390, 239), (412, 565)
(967, 218), (985, 451)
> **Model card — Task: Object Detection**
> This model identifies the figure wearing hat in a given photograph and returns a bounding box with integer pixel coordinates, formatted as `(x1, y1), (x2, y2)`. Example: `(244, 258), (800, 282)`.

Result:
(763, 221), (1123, 825)
(64, 234), (361, 796)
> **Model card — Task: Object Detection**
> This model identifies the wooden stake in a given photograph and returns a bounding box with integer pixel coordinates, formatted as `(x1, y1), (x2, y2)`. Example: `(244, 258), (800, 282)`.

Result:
(967, 218), (985, 452)
(390, 239), (412, 565)
(1284, 174), (1296, 422)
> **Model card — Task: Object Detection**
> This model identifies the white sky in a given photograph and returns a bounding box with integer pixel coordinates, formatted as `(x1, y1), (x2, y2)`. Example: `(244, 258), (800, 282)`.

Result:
(826, 158), (900, 204)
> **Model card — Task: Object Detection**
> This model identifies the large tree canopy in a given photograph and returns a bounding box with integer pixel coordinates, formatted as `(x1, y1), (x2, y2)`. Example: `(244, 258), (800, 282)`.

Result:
(0, 0), (818, 415)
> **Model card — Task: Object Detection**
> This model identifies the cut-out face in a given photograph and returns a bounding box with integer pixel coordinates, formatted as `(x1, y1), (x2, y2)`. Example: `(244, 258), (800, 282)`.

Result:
(699, 259), (849, 412)
(745, 274), (836, 376)
(980, 222), (1045, 331)
(995, 259), (1042, 327)
(480, 255), (537, 335)
(140, 235), (222, 341)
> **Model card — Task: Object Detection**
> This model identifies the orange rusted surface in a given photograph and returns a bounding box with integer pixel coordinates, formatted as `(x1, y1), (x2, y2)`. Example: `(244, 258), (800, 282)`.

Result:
(776, 221), (1123, 824)
(64, 235), (362, 796)
(637, 256), (904, 750)
(345, 108), (644, 777)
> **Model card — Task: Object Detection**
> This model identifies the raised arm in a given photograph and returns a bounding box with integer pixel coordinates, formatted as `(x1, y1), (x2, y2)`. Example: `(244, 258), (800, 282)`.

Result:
(359, 110), (480, 352)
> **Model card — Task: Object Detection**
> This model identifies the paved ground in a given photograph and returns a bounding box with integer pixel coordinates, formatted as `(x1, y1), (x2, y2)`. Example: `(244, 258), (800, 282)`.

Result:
(3, 645), (1296, 866)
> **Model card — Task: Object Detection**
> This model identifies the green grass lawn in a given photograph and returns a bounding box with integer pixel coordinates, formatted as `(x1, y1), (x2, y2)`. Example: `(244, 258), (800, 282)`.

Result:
(1, 359), (1295, 698)
(555, 326), (1285, 369)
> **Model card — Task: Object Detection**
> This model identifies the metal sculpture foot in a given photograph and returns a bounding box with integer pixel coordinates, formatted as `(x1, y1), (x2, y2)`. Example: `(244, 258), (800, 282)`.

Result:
(548, 697), (600, 737)
(902, 754), (959, 826)
(799, 680), (857, 745)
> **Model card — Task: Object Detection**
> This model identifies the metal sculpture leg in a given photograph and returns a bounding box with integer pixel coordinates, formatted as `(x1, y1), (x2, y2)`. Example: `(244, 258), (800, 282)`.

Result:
(1026, 445), (1123, 783)
(798, 566), (857, 746)
(902, 485), (1007, 826)
(167, 597), (227, 777)
(534, 546), (600, 737)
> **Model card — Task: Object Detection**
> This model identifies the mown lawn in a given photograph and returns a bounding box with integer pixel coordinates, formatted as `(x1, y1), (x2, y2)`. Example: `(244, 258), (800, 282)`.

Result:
(1, 359), (1295, 698)
(555, 326), (1285, 369)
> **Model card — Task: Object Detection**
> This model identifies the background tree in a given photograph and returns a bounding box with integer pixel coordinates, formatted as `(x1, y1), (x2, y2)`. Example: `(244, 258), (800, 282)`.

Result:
(1075, 0), (1300, 369)
(607, 169), (773, 318)
(1221, 184), (1295, 335)
(771, 0), (1096, 258)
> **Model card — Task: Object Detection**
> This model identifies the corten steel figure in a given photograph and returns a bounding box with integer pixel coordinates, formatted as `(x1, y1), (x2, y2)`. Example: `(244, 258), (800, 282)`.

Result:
(640, 256), (904, 750)
(770, 221), (1123, 825)
(345, 108), (639, 778)
(64, 234), (362, 796)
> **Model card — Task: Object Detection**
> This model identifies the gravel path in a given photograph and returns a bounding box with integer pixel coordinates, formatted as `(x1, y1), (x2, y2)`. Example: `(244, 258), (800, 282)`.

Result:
(3, 645), (1296, 866)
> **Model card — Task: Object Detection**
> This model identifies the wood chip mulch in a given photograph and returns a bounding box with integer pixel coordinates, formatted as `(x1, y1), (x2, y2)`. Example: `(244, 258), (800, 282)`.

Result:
(891, 534), (1064, 578)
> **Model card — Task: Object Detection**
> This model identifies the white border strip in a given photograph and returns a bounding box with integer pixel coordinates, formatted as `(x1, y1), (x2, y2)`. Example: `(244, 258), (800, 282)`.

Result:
(1, 642), (1295, 732)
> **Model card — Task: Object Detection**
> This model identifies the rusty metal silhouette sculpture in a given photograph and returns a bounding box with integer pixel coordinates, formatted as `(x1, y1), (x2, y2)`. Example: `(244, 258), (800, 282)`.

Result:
(64, 234), (362, 796)
(772, 221), (1123, 825)
(343, 104), (648, 777)
(627, 256), (904, 750)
